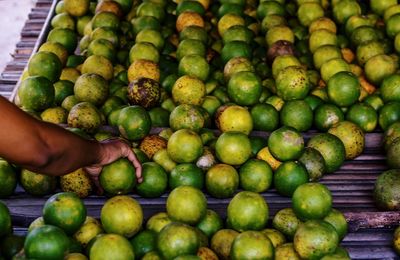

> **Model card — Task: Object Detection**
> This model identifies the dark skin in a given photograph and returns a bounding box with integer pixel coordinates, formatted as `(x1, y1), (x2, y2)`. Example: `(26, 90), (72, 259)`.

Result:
(0, 96), (142, 187)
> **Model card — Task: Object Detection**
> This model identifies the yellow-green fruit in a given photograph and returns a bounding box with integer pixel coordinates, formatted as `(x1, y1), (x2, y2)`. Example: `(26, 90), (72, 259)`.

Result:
(172, 75), (206, 105)
(128, 59), (160, 83)
(73, 216), (103, 248)
(60, 168), (93, 198)
(64, 0), (90, 17)
(41, 107), (68, 124)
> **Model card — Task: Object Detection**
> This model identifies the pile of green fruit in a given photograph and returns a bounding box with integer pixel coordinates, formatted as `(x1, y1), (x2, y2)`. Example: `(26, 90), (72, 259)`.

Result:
(2, 0), (400, 257)
(0, 186), (350, 259)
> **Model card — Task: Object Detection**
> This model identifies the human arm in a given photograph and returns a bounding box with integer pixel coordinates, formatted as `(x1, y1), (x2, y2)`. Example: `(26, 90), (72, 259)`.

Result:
(0, 96), (142, 181)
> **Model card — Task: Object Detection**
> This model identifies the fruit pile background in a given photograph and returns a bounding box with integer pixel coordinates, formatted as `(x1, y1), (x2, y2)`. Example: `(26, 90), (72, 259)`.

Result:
(1, 0), (400, 259)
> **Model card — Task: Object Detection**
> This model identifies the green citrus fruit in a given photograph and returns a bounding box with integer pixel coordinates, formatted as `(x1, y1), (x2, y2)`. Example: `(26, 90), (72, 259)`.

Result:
(157, 222), (200, 260)
(274, 161), (309, 197)
(118, 106), (151, 140)
(314, 103), (344, 131)
(67, 102), (102, 133)
(196, 209), (223, 238)
(346, 103), (378, 132)
(210, 229), (239, 259)
(365, 54), (398, 86)
(215, 132), (252, 166)
(100, 158), (137, 196)
(206, 163), (239, 198)
(73, 216), (103, 248)
(292, 183), (333, 221)
(215, 105), (253, 134)
(298, 147), (326, 181)
(227, 191), (269, 232)
(227, 71), (262, 106)
(130, 230), (157, 259)
(323, 208), (348, 241)
(0, 160), (17, 198)
(230, 231), (274, 260)
(272, 208), (302, 240)
(169, 163), (204, 190)
(74, 73), (109, 106)
(18, 76), (54, 111)
(170, 104), (204, 132)
(379, 102), (400, 131)
(297, 2), (324, 27)
(47, 28), (78, 54)
(250, 103), (279, 132)
(43, 192), (86, 235)
(0, 202), (11, 237)
(268, 126), (304, 161)
(167, 129), (203, 163)
(239, 159), (273, 193)
(172, 75), (206, 105)
(309, 29), (337, 54)
(101, 195), (143, 237)
(328, 121), (365, 160)
(275, 243), (301, 260)
(178, 54), (210, 81)
(327, 71), (360, 107)
(280, 100), (313, 132)
(24, 225), (69, 260)
(89, 234), (135, 259)
(332, 0), (361, 24)
(294, 220), (339, 259)
(136, 162), (167, 198)
(166, 186), (207, 225)
(307, 133), (346, 173)
(20, 169), (57, 196)
(129, 42), (160, 64)
(276, 66), (310, 101)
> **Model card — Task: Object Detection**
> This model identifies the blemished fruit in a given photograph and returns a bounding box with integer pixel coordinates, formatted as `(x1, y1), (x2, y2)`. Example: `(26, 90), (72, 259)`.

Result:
(299, 147), (326, 181)
(166, 186), (207, 225)
(24, 225), (69, 260)
(272, 208), (302, 240)
(100, 158), (137, 196)
(139, 135), (168, 159)
(230, 231), (274, 260)
(101, 195), (143, 238)
(67, 102), (102, 133)
(20, 169), (57, 196)
(74, 73), (109, 106)
(292, 183), (333, 221)
(146, 212), (172, 233)
(227, 191), (269, 232)
(374, 169), (400, 210)
(43, 192), (87, 235)
(128, 77), (161, 109)
(60, 168), (93, 198)
(275, 66), (310, 101)
(294, 220), (339, 259)
(211, 229), (239, 260)
(73, 216), (103, 248)
(275, 243), (301, 260)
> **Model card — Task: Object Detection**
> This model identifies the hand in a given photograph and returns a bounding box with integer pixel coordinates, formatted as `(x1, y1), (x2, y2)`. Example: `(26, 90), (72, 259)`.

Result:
(84, 138), (143, 194)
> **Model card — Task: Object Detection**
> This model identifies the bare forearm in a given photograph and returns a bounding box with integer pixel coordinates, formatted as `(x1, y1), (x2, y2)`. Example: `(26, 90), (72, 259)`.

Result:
(0, 96), (102, 175)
